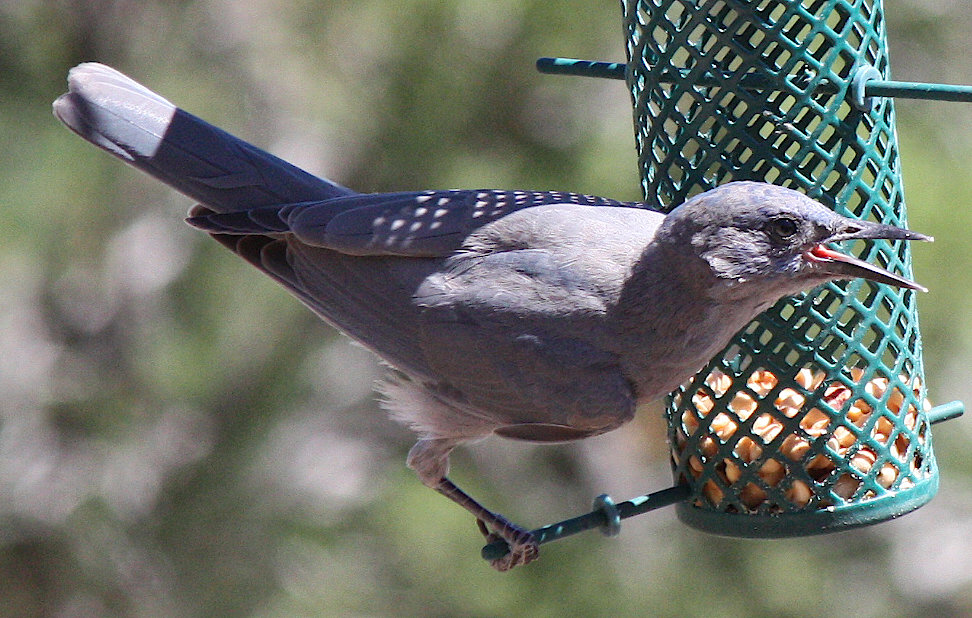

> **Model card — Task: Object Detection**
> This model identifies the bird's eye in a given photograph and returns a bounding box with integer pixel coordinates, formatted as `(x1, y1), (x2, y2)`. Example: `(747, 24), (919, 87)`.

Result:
(767, 217), (799, 240)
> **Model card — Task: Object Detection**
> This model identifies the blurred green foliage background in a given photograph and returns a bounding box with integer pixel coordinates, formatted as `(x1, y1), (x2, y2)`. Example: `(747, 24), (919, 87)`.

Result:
(1, 1), (971, 616)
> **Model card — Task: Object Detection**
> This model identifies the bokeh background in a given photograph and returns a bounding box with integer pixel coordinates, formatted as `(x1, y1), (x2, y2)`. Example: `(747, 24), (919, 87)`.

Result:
(2, 1), (971, 616)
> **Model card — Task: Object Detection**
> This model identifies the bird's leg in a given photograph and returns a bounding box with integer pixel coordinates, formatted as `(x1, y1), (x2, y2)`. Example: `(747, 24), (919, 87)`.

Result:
(407, 438), (539, 571)
(435, 476), (538, 570)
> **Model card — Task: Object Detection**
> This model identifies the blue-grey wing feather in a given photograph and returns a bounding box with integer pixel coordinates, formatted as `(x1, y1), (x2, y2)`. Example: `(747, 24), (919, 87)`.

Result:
(187, 190), (639, 257)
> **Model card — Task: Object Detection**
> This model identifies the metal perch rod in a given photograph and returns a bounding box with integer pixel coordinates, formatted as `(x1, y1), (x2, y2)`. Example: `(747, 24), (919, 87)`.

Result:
(481, 485), (692, 562)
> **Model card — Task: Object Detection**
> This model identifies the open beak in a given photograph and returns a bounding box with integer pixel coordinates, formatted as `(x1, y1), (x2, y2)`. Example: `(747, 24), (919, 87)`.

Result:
(806, 219), (932, 292)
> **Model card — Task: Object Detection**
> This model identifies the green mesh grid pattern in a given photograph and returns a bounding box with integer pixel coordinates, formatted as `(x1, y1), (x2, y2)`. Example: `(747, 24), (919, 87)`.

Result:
(621, 0), (937, 535)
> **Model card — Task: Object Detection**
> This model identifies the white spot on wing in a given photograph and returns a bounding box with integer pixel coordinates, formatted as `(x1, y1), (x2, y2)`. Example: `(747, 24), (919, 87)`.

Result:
(416, 194), (433, 203)
(390, 219), (405, 231)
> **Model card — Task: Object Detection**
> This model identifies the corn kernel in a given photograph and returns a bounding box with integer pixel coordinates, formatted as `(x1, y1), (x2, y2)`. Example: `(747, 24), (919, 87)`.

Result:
(829, 426), (856, 450)
(759, 459), (785, 486)
(806, 454), (835, 480)
(682, 409), (700, 433)
(734, 436), (763, 462)
(865, 376), (890, 401)
(800, 408), (830, 436)
(833, 473), (860, 500)
(705, 370), (732, 397)
(877, 463), (898, 489)
(887, 386), (905, 413)
(775, 388), (805, 417)
(725, 459), (742, 483)
(786, 480), (812, 506)
(850, 448), (877, 474)
(824, 382), (852, 409)
(846, 402), (872, 428)
(753, 413), (784, 443)
(796, 368), (826, 390)
(692, 391), (714, 414)
(688, 455), (703, 477)
(747, 370), (779, 396)
(875, 415), (894, 438)
(781, 434), (810, 461)
(703, 480), (724, 505)
(740, 482), (767, 510)
(730, 391), (758, 419)
(711, 412), (738, 440)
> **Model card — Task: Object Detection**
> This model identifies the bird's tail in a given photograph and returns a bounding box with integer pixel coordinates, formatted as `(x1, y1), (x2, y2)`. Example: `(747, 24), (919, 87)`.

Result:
(53, 63), (355, 214)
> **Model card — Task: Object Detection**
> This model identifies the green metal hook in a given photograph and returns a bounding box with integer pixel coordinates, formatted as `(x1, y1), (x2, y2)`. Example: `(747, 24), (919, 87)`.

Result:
(537, 56), (972, 104)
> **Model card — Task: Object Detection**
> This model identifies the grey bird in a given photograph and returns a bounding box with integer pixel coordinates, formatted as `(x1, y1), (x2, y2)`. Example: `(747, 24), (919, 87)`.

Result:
(53, 63), (930, 570)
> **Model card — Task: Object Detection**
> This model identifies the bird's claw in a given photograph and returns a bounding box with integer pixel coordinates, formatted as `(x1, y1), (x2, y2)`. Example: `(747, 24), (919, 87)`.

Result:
(476, 519), (539, 571)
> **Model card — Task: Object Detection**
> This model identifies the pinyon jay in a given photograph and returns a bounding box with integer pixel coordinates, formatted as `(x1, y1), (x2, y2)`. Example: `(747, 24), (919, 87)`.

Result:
(54, 63), (930, 570)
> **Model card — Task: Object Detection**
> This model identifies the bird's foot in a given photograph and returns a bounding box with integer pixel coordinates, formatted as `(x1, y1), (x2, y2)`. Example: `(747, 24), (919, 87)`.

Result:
(425, 468), (539, 571)
(476, 519), (539, 571)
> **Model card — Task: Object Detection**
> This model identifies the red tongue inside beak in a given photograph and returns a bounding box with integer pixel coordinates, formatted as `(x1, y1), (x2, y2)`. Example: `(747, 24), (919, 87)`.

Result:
(807, 243), (927, 292)
(810, 244), (844, 261)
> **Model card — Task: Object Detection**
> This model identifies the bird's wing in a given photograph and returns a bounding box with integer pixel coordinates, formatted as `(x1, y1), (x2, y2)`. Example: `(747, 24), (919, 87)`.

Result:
(186, 189), (639, 257)
(195, 201), (664, 388)
(196, 205), (442, 378)
(399, 204), (664, 437)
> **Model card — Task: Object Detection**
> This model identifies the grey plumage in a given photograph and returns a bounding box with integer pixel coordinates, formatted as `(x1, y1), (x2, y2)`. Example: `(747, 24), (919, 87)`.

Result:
(54, 63), (930, 570)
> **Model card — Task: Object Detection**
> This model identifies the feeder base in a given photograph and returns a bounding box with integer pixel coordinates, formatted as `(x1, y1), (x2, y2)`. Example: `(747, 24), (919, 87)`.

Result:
(676, 473), (938, 538)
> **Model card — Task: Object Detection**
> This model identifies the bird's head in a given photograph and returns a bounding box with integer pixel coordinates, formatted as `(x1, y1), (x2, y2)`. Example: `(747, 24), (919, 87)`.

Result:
(657, 182), (931, 300)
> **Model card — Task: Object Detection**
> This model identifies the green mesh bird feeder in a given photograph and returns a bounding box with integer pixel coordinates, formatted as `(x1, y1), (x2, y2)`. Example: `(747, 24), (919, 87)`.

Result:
(484, 0), (967, 561)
